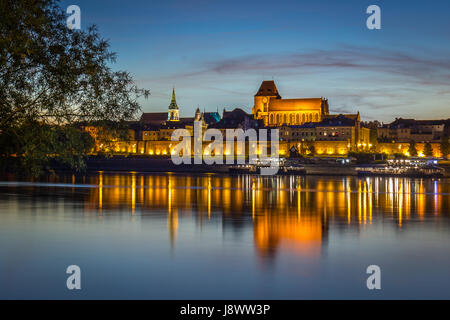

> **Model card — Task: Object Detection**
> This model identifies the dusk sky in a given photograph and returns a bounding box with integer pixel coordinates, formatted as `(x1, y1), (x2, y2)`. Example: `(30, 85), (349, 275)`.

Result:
(60, 0), (450, 122)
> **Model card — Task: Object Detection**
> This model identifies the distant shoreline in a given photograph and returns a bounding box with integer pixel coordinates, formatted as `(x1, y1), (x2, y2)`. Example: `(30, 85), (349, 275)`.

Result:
(76, 157), (450, 178)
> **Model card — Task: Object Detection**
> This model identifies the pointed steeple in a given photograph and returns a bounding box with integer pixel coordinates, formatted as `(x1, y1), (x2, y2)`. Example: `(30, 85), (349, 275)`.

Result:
(168, 88), (180, 121)
(168, 88), (179, 110)
(195, 106), (201, 121)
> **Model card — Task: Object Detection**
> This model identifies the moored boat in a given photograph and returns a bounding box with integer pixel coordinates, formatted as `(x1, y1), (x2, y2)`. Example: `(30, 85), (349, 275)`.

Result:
(356, 165), (444, 177)
(278, 166), (307, 175)
(229, 164), (306, 175)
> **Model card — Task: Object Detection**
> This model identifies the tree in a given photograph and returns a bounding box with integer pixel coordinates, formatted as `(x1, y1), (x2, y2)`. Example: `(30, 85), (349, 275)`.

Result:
(299, 142), (308, 155)
(0, 0), (149, 176)
(408, 140), (417, 157)
(307, 143), (315, 156)
(423, 142), (433, 157)
(362, 120), (381, 147)
(441, 134), (450, 159)
(289, 145), (300, 158)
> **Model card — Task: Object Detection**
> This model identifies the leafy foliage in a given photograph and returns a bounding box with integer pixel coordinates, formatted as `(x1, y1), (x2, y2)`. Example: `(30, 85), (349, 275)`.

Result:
(423, 142), (433, 157)
(0, 0), (149, 176)
(408, 140), (418, 157)
(441, 134), (449, 159)
(362, 120), (380, 146)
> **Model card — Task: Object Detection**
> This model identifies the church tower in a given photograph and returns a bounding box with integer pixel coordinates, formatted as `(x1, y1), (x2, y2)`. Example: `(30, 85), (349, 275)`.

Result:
(252, 80), (282, 125)
(252, 80), (328, 127)
(194, 107), (202, 121)
(168, 88), (179, 121)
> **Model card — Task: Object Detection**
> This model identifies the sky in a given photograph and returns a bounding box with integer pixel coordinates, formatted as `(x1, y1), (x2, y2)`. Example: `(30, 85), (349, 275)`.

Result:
(59, 0), (450, 122)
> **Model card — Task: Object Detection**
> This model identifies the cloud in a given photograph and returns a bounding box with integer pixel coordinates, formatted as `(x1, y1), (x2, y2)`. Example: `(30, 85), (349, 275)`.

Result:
(196, 46), (450, 87)
(135, 45), (450, 122)
(142, 45), (450, 95)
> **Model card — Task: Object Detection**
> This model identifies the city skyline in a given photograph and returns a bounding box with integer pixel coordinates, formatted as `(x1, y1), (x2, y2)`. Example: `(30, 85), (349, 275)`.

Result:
(59, 0), (450, 122)
(2, 0), (450, 303)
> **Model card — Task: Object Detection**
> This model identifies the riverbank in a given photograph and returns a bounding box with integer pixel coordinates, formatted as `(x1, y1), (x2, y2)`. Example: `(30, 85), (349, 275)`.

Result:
(82, 157), (450, 177)
(85, 157), (229, 173)
(4, 156), (447, 177)
(84, 156), (355, 175)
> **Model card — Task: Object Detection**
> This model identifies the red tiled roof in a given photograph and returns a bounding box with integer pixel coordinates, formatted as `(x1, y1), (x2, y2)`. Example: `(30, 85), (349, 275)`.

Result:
(255, 80), (282, 98)
(140, 112), (167, 124)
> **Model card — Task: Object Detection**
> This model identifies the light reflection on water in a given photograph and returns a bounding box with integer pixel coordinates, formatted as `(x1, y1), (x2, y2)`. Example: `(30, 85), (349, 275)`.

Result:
(0, 172), (449, 299)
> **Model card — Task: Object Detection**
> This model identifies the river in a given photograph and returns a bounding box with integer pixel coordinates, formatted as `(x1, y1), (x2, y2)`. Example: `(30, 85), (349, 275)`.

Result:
(0, 172), (449, 299)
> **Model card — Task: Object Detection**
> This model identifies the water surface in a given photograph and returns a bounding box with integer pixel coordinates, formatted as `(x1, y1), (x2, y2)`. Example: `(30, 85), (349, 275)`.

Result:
(0, 172), (449, 299)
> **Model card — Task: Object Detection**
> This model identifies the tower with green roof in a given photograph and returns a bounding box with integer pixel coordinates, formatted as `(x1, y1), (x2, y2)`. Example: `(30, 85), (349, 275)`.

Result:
(168, 88), (179, 121)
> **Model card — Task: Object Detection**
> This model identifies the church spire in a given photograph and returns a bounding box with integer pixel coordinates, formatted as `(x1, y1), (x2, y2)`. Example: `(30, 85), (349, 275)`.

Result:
(168, 88), (179, 121)
(169, 88), (179, 110)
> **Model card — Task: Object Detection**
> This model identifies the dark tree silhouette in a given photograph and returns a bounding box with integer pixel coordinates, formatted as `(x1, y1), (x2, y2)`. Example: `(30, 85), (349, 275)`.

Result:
(423, 142), (433, 157)
(441, 135), (449, 159)
(408, 140), (418, 157)
(0, 0), (149, 175)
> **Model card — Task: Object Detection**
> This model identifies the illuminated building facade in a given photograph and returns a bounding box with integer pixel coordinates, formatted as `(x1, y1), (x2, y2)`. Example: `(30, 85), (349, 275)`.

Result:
(252, 80), (329, 126)
(85, 89), (210, 155)
(376, 142), (442, 158)
(378, 118), (448, 143)
(84, 84), (447, 158)
(279, 113), (371, 154)
(250, 81), (372, 155)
